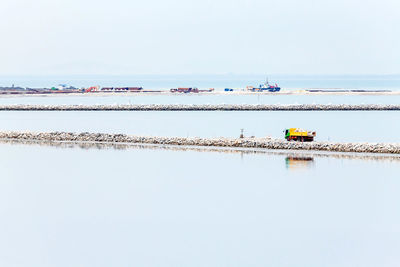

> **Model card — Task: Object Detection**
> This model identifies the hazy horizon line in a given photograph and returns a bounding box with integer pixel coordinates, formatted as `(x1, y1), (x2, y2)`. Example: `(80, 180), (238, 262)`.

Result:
(1, 73), (400, 78)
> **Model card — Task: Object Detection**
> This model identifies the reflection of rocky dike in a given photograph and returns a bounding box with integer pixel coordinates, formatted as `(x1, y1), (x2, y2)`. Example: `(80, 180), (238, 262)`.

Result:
(0, 104), (400, 111)
(1, 135), (400, 163)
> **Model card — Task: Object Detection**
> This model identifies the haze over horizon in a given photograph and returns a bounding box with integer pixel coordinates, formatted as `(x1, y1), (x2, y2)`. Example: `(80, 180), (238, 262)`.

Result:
(0, 0), (399, 76)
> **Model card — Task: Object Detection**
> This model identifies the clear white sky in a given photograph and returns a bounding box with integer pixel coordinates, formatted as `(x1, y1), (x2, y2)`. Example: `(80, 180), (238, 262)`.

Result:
(0, 0), (399, 75)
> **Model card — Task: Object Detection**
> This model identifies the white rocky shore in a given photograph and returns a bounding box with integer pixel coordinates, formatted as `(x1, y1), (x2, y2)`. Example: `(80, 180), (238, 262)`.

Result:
(0, 104), (400, 111)
(0, 131), (399, 154)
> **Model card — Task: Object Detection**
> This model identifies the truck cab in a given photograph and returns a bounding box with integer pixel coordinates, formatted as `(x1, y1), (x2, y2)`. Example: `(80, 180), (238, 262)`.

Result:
(285, 128), (316, 142)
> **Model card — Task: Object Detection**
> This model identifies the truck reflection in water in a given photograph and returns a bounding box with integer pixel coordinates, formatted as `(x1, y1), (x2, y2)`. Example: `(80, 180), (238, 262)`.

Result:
(285, 156), (315, 170)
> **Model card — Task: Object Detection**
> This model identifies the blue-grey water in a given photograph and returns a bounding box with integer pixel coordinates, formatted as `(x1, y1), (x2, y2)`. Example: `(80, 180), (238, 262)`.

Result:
(0, 111), (398, 142)
(0, 142), (399, 267)
(0, 84), (399, 266)
(1, 94), (400, 105)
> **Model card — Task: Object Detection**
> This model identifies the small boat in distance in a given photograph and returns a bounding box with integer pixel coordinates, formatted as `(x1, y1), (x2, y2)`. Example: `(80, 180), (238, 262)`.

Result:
(247, 78), (281, 92)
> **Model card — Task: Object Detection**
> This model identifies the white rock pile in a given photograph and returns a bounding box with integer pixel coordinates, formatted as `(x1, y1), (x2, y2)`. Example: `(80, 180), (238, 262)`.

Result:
(0, 104), (399, 111)
(0, 131), (399, 154)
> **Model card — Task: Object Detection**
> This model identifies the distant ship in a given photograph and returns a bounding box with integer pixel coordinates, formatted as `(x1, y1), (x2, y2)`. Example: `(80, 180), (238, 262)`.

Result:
(247, 78), (281, 92)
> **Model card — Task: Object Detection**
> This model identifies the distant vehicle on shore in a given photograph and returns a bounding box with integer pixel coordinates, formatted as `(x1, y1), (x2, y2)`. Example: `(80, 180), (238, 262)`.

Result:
(85, 86), (143, 93)
(170, 87), (214, 93)
(170, 87), (199, 93)
(101, 87), (143, 92)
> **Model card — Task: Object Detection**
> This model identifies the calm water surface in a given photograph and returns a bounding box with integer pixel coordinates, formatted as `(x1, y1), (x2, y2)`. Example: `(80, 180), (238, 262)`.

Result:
(1, 76), (399, 266)
(0, 111), (399, 142)
(1, 94), (400, 105)
(0, 142), (399, 267)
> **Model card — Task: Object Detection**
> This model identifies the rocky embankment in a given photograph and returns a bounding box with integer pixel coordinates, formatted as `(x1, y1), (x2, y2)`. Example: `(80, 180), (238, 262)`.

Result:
(1, 139), (399, 162)
(0, 104), (400, 111)
(0, 131), (399, 154)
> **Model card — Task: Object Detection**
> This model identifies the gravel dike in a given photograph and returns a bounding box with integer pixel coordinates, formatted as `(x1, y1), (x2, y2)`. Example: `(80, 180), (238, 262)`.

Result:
(0, 104), (399, 111)
(0, 131), (399, 154)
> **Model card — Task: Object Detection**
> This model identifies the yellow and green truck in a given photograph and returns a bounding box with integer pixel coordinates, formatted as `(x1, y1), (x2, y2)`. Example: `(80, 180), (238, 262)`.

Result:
(284, 128), (316, 142)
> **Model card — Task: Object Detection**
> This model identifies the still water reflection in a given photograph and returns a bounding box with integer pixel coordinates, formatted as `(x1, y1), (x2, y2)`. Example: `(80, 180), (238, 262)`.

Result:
(0, 142), (399, 267)
(285, 156), (315, 170)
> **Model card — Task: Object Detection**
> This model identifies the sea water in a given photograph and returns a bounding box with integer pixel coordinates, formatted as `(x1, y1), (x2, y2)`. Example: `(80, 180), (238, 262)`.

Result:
(0, 93), (400, 105)
(0, 77), (399, 266)
(0, 142), (399, 267)
(0, 110), (398, 142)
